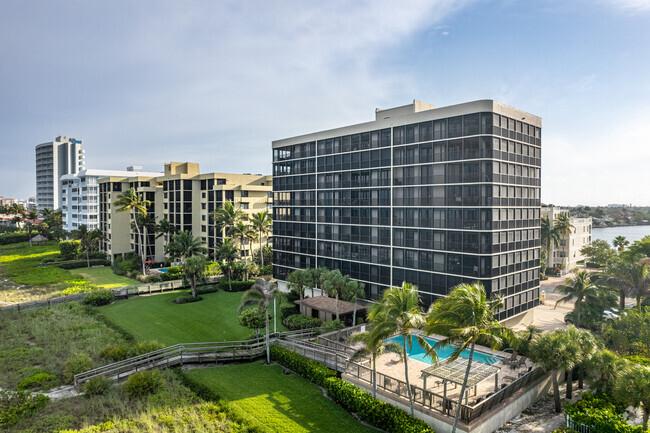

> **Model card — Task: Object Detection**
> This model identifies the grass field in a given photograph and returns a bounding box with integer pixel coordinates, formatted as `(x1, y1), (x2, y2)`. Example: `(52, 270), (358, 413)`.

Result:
(185, 362), (377, 433)
(99, 290), (286, 345)
(75, 266), (138, 289)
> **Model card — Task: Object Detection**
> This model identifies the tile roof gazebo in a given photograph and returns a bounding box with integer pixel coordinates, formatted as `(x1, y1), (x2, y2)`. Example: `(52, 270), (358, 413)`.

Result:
(294, 296), (366, 323)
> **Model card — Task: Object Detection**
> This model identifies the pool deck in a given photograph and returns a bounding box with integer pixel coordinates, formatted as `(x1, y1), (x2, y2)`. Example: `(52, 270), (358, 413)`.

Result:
(371, 335), (533, 405)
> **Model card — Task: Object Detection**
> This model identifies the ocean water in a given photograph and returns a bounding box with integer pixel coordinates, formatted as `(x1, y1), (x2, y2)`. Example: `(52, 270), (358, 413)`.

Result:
(591, 225), (650, 244)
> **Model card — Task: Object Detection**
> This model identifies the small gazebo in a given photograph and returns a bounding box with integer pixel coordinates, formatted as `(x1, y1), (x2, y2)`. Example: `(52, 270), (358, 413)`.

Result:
(30, 234), (49, 245)
(294, 296), (366, 324)
(421, 357), (500, 405)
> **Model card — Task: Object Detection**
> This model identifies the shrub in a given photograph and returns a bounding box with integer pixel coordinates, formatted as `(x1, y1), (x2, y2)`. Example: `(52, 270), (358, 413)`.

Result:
(133, 341), (165, 355)
(83, 376), (113, 396)
(17, 373), (57, 391)
(82, 289), (115, 306)
(204, 261), (221, 276)
(0, 390), (49, 428)
(283, 314), (322, 330)
(100, 345), (131, 362)
(280, 302), (297, 319)
(322, 319), (345, 334)
(63, 353), (93, 383)
(124, 370), (163, 398)
(173, 294), (203, 304)
(196, 284), (219, 295)
(166, 266), (183, 278)
(238, 308), (266, 335)
(59, 241), (81, 261)
(0, 232), (31, 245)
(146, 275), (162, 283)
(114, 252), (141, 275)
(61, 281), (100, 295)
(270, 345), (433, 433)
(259, 264), (273, 276)
(219, 279), (255, 292)
(553, 429), (580, 433)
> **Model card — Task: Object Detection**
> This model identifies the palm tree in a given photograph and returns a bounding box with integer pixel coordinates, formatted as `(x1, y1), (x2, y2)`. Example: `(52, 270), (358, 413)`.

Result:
(250, 210), (272, 267)
(155, 219), (176, 256)
(554, 270), (598, 327)
(627, 261), (650, 311)
(322, 269), (346, 320)
(599, 258), (632, 311)
(211, 200), (245, 238)
(540, 216), (561, 252)
(349, 328), (403, 398)
(228, 220), (250, 261)
(554, 212), (575, 237)
(574, 328), (599, 390)
(587, 349), (627, 394)
(287, 269), (310, 311)
(216, 238), (238, 291)
(613, 235), (630, 252)
(166, 230), (207, 262)
(424, 282), (510, 432)
(23, 209), (39, 247)
(239, 279), (277, 363)
(114, 188), (150, 274)
(562, 326), (593, 398)
(511, 325), (542, 356)
(529, 328), (580, 413)
(71, 224), (104, 267)
(183, 255), (206, 300)
(309, 267), (329, 298)
(368, 282), (431, 417)
(344, 278), (366, 326)
(614, 365), (650, 431)
(132, 213), (156, 262)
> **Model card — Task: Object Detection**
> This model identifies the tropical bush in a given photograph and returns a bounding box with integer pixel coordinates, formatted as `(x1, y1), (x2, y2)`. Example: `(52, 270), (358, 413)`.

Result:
(0, 390), (49, 428)
(270, 345), (434, 433)
(322, 319), (346, 334)
(133, 341), (165, 355)
(124, 370), (163, 398)
(82, 376), (113, 396)
(280, 302), (297, 320)
(173, 294), (202, 304)
(63, 353), (93, 383)
(204, 261), (222, 276)
(99, 345), (131, 362)
(564, 393), (640, 433)
(602, 309), (650, 356)
(17, 372), (57, 391)
(82, 289), (115, 306)
(259, 264), (273, 276)
(61, 281), (101, 295)
(59, 241), (81, 261)
(146, 275), (162, 283)
(283, 314), (323, 330)
(113, 252), (141, 276)
(238, 308), (267, 336)
(219, 279), (255, 292)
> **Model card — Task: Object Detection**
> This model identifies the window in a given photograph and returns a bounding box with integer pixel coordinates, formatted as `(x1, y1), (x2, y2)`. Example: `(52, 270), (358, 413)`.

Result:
(241, 203), (249, 210)
(241, 190), (249, 197)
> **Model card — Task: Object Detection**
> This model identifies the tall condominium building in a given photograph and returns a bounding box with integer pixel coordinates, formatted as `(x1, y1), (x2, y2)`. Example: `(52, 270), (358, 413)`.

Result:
(61, 166), (162, 232)
(35, 136), (85, 211)
(541, 206), (592, 272)
(272, 100), (542, 320)
(98, 162), (272, 263)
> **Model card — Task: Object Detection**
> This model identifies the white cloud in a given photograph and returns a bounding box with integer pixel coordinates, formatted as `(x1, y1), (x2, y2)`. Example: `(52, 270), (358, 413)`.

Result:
(597, 0), (650, 12)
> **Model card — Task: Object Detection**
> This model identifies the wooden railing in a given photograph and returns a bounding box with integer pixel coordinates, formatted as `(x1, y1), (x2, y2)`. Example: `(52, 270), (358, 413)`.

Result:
(345, 360), (545, 423)
(73, 329), (319, 387)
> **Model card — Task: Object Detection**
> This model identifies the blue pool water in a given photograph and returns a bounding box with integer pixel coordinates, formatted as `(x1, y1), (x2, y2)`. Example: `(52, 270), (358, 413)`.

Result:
(386, 335), (502, 365)
(159, 268), (168, 273)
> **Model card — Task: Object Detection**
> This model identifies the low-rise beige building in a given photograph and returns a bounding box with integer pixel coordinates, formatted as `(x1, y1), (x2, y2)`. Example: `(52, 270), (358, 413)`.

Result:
(541, 206), (592, 272)
(99, 162), (272, 264)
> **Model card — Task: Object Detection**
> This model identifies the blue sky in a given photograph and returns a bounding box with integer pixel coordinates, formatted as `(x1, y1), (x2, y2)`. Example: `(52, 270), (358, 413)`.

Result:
(1, 0), (649, 205)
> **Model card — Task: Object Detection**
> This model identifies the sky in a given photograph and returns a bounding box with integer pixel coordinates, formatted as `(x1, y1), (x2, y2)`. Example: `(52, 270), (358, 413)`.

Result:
(1, 0), (649, 206)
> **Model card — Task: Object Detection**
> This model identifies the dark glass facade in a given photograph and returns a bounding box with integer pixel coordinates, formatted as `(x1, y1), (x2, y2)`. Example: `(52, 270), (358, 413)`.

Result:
(272, 105), (541, 320)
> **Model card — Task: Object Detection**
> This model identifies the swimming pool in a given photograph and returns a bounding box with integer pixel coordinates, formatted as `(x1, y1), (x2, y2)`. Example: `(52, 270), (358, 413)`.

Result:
(385, 335), (502, 365)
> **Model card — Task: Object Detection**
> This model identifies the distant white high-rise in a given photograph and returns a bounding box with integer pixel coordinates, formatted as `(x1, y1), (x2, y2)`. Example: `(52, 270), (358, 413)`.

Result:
(60, 167), (162, 232)
(35, 136), (85, 211)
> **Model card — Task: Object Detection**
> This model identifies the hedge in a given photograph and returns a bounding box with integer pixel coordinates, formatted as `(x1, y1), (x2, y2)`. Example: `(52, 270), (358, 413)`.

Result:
(52, 259), (111, 269)
(0, 232), (32, 246)
(270, 345), (435, 433)
(0, 390), (49, 428)
(219, 279), (255, 292)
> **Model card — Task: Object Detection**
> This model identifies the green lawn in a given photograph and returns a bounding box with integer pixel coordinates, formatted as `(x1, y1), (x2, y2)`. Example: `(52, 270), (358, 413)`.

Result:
(74, 266), (138, 289)
(185, 362), (378, 433)
(99, 290), (286, 345)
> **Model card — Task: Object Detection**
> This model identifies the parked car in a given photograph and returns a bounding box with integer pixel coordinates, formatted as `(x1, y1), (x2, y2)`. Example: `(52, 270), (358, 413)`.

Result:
(564, 308), (623, 325)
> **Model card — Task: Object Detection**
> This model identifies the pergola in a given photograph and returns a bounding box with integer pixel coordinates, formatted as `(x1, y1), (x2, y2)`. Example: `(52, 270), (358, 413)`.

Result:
(421, 358), (500, 404)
